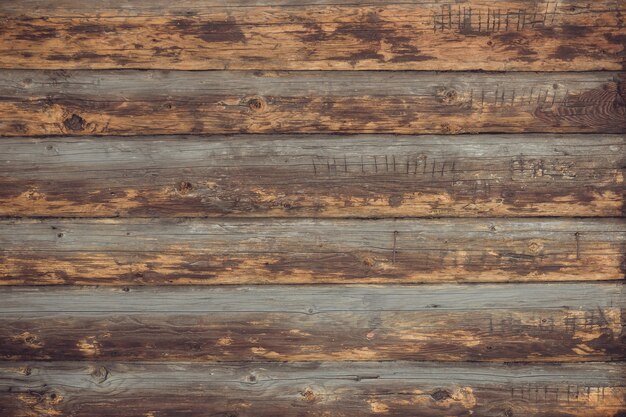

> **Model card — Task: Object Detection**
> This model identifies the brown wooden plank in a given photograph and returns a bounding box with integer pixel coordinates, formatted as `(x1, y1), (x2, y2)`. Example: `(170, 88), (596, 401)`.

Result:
(0, 218), (623, 285)
(1, 134), (623, 218)
(1, 284), (623, 362)
(0, 71), (624, 136)
(1, 361), (624, 416)
(0, 0), (624, 71)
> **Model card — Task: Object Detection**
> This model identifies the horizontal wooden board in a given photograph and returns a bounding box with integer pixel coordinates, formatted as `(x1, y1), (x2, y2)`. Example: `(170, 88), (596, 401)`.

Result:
(1, 134), (624, 218)
(1, 71), (625, 136)
(0, 0), (624, 71)
(0, 219), (624, 285)
(1, 284), (624, 362)
(1, 361), (624, 416)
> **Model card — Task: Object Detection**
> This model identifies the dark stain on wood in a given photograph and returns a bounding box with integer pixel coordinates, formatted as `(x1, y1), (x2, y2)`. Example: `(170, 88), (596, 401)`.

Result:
(196, 19), (247, 44)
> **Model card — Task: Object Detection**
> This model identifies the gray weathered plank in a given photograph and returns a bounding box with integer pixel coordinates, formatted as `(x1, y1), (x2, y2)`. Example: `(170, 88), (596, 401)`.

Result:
(0, 361), (624, 416)
(0, 71), (624, 136)
(0, 218), (624, 284)
(1, 284), (624, 362)
(1, 134), (624, 217)
(3, 283), (623, 313)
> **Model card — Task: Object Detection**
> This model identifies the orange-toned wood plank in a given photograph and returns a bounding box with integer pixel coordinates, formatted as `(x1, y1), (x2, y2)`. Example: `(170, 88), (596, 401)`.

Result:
(0, 0), (624, 70)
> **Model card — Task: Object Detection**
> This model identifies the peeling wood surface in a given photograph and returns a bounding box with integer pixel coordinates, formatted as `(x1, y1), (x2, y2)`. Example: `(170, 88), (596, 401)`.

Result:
(0, 284), (624, 362)
(1, 71), (625, 136)
(0, 219), (624, 285)
(1, 361), (624, 417)
(1, 134), (624, 218)
(1, 0), (625, 71)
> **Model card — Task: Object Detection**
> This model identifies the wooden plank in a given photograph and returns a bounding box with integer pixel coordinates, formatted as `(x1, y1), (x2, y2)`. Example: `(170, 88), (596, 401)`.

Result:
(1, 134), (624, 218)
(0, 71), (624, 136)
(1, 284), (624, 362)
(0, 361), (624, 416)
(0, 0), (624, 71)
(0, 219), (623, 285)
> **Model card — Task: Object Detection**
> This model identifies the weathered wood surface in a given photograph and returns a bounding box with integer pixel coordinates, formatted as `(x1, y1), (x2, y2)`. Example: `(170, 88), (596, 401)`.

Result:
(1, 0), (624, 71)
(1, 134), (624, 218)
(0, 219), (624, 285)
(1, 284), (624, 362)
(1, 71), (625, 136)
(1, 361), (624, 416)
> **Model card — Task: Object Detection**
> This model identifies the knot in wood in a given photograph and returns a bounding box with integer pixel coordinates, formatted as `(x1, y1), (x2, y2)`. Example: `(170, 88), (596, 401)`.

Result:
(246, 96), (267, 112)
(388, 194), (403, 207)
(301, 387), (316, 402)
(48, 391), (63, 405)
(430, 389), (451, 401)
(501, 190), (516, 199)
(436, 87), (458, 104)
(177, 181), (193, 194)
(527, 240), (543, 255)
(63, 114), (86, 131)
(90, 365), (109, 383)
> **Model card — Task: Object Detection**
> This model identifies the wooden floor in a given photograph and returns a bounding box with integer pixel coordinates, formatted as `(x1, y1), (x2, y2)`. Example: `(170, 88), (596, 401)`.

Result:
(0, 1), (624, 416)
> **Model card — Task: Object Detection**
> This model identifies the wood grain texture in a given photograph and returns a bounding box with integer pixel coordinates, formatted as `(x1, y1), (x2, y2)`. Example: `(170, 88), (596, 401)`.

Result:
(1, 134), (624, 218)
(0, 218), (624, 285)
(0, 0), (624, 71)
(1, 71), (625, 136)
(1, 361), (624, 417)
(1, 284), (624, 362)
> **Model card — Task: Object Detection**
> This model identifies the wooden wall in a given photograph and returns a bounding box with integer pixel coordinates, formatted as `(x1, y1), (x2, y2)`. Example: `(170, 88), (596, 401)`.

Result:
(0, 1), (624, 416)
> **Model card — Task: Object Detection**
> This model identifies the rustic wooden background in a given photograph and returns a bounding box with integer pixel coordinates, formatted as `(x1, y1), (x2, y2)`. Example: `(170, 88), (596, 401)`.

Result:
(0, 0), (625, 416)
